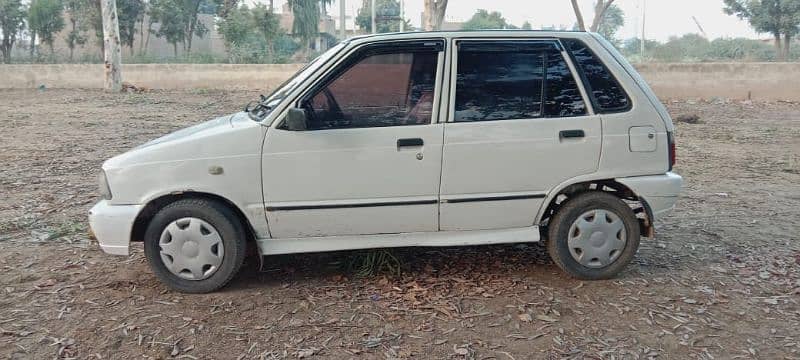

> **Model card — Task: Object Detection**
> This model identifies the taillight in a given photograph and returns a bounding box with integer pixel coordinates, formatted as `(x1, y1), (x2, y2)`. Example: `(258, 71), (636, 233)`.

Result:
(667, 131), (676, 171)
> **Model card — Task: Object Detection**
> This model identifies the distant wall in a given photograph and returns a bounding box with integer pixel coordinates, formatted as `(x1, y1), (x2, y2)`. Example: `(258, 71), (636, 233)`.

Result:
(2, 63), (799, 101)
(0, 64), (305, 91)
(634, 63), (800, 101)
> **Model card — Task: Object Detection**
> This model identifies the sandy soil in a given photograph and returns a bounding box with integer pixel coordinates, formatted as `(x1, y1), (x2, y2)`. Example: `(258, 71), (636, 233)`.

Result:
(0, 89), (798, 359)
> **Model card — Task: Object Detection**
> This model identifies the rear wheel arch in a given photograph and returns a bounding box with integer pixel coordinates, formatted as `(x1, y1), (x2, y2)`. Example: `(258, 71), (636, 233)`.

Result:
(130, 192), (256, 245)
(537, 179), (654, 239)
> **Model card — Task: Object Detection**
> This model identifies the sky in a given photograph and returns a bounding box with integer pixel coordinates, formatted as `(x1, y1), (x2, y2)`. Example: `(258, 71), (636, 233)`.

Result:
(265, 0), (762, 42)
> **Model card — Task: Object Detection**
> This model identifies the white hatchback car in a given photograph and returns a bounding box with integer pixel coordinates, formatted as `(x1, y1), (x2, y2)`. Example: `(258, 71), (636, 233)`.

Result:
(90, 31), (682, 293)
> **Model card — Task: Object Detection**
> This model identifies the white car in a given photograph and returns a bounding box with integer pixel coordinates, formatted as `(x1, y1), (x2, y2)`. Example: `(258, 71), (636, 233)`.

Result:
(89, 31), (682, 293)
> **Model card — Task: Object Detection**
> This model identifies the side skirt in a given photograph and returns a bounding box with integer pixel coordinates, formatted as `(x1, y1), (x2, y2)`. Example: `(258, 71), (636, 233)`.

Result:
(256, 226), (541, 256)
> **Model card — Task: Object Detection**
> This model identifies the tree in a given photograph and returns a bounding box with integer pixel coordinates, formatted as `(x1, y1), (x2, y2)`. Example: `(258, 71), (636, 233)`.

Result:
(64, 0), (89, 61)
(148, 0), (208, 55)
(117, 0), (145, 53)
(28, 0), (66, 54)
(463, 9), (510, 30)
(355, 0), (411, 33)
(521, 21), (532, 30)
(287, 0), (331, 56)
(724, 0), (800, 61)
(252, 3), (280, 57)
(0, 0), (27, 63)
(217, 3), (295, 63)
(595, 4), (624, 43)
(423, 0), (447, 31)
(181, 0), (208, 53)
(149, 0), (184, 55)
(571, 0), (616, 32)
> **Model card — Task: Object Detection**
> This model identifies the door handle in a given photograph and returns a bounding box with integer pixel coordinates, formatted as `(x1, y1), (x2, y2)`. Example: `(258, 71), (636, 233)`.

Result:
(559, 130), (585, 139)
(397, 138), (424, 148)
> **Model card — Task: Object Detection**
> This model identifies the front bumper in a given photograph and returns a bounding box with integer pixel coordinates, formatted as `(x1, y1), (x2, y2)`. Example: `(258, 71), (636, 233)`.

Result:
(88, 200), (142, 256)
(617, 172), (684, 220)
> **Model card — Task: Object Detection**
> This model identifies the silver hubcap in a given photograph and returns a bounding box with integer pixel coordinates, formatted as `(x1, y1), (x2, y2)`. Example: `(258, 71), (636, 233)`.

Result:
(567, 209), (627, 269)
(159, 218), (224, 281)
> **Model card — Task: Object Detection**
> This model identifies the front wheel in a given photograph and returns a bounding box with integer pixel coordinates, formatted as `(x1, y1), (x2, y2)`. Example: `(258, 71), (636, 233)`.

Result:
(546, 192), (640, 280)
(143, 198), (247, 293)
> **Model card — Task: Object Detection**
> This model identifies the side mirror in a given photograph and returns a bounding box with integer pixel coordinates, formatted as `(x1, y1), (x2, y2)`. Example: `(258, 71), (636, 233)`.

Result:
(284, 108), (308, 131)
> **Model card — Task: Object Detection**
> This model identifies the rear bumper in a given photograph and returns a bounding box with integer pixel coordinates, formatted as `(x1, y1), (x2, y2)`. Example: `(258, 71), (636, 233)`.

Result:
(88, 200), (141, 256)
(617, 172), (683, 220)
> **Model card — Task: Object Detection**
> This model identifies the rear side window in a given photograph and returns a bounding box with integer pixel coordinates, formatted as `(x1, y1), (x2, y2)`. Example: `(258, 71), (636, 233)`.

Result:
(454, 41), (586, 122)
(562, 38), (631, 113)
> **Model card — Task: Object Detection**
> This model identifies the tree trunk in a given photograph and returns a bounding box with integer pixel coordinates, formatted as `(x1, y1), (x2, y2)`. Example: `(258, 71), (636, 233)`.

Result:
(101, 0), (123, 92)
(784, 34), (792, 61)
(29, 32), (36, 58)
(433, 0), (447, 30)
(775, 34), (784, 61)
(571, 0), (585, 31)
(590, 0), (615, 32)
(423, 0), (447, 31)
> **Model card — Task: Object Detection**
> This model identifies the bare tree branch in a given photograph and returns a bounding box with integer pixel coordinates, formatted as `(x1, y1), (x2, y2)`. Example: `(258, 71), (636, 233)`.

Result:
(590, 0), (615, 32)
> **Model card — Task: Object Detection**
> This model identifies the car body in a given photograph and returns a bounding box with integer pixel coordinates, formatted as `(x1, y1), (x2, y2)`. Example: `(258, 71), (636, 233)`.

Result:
(89, 31), (682, 292)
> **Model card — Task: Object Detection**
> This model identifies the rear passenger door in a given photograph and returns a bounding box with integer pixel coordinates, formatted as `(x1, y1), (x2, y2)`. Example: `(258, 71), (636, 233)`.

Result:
(439, 39), (601, 231)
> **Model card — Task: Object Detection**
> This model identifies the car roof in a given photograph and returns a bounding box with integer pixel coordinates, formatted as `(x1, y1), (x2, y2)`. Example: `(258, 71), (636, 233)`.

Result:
(346, 30), (594, 44)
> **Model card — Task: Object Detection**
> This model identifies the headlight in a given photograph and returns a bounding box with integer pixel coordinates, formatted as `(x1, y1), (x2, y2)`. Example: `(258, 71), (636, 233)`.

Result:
(98, 170), (112, 200)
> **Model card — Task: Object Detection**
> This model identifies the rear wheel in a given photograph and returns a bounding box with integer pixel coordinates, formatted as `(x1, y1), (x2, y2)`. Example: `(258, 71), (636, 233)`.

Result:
(546, 192), (640, 280)
(144, 198), (247, 293)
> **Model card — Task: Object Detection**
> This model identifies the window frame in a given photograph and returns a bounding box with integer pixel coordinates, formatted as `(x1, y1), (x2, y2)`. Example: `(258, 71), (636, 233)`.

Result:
(446, 37), (595, 124)
(282, 39), (447, 131)
(561, 37), (633, 114)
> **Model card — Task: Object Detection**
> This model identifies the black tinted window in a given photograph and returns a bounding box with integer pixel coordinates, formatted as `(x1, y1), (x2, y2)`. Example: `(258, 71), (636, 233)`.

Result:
(562, 38), (631, 113)
(303, 51), (438, 130)
(544, 49), (587, 117)
(455, 42), (586, 122)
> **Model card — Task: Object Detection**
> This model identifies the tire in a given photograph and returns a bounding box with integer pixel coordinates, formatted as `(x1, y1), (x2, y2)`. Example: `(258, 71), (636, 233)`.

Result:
(143, 198), (247, 293)
(546, 191), (640, 280)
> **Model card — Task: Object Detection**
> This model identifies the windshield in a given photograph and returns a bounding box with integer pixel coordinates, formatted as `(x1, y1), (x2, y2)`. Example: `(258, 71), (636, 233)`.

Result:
(248, 42), (348, 121)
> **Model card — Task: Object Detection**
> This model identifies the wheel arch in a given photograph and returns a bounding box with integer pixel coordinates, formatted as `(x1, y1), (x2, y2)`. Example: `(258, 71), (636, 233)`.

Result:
(130, 191), (257, 244)
(536, 179), (654, 238)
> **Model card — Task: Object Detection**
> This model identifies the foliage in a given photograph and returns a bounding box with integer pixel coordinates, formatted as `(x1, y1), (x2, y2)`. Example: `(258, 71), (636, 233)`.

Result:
(63, 0), (89, 60)
(348, 249), (402, 277)
(117, 0), (145, 51)
(28, 0), (66, 52)
(723, 0), (800, 60)
(287, 0), (331, 49)
(355, 0), (412, 33)
(619, 35), (787, 62)
(217, 4), (297, 63)
(521, 21), (532, 30)
(595, 4), (624, 44)
(463, 9), (512, 30)
(0, 0), (27, 63)
(149, 0), (210, 55)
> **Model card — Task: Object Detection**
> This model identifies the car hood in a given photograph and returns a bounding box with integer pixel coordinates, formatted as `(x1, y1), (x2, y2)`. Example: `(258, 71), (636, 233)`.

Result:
(104, 112), (263, 170)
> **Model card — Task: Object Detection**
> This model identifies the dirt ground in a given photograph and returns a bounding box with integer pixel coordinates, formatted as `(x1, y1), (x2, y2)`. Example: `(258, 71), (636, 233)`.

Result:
(0, 89), (798, 359)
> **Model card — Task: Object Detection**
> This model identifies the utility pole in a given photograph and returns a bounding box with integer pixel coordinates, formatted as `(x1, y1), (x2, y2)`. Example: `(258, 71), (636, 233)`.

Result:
(340, 0), (346, 39)
(101, 0), (122, 92)
(640, 0), (646, 59)
(400, 0), (405, 32)
(371, 0), (376, 34)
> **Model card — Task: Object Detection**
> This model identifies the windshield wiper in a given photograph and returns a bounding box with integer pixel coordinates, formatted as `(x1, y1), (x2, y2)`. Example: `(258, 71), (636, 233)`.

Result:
(245, 95), (272, 121)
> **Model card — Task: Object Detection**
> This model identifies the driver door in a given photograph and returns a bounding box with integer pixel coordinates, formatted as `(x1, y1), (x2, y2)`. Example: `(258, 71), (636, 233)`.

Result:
(262, 40), (446, 238)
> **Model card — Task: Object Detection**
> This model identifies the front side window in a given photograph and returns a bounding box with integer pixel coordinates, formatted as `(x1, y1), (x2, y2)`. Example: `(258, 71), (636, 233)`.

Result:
(302, 48), (439, 130)
(454, 41), (586, 123)
(562, 38), (631, 113)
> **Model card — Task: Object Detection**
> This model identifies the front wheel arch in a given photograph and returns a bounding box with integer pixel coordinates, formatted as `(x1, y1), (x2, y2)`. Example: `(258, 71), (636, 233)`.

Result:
(130, 192), (256, 245)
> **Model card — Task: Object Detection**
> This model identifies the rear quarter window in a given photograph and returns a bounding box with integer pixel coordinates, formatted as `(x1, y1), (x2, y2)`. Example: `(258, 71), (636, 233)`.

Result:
(562, 38), (631, 113)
